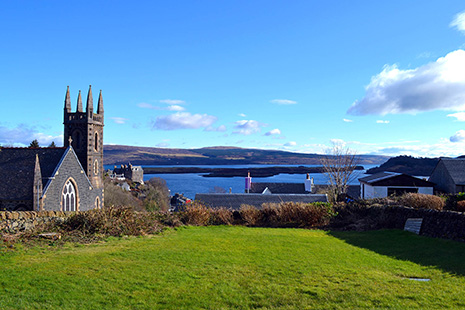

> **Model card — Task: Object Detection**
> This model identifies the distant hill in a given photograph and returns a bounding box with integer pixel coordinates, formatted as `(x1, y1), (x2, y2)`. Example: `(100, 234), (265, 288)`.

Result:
(103, 145), (389, 166)
(366, 155), (440, 176)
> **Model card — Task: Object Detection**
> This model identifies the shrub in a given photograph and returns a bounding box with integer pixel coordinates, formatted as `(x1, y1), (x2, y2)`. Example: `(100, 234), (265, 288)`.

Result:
(179, 203), (211, 226)
(261, 202), (335, 228)
(457, 201), (465, 212)
(239, 205), (262, 226)
(142, 178), (171, 212)
(60, 206), (165, 238)
(104, 179), (143, 210)
(209, 208), (234, 225)
(400, 193), (445, 210)
(457, 192), (465, 201)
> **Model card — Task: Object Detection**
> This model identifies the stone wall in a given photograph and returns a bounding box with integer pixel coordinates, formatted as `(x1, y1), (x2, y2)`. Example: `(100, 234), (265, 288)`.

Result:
(0, 211), (72, 234)
(332, 204), (465, 241)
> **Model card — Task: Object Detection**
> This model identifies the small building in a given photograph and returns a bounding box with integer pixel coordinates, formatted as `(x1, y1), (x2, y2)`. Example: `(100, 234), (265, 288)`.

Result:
(359, 172), (434, 199)
(111, 163), (144, 184)
(428, 158), (465, 194)
(246, 173), (314, 194)
(195, 193), (328, 210)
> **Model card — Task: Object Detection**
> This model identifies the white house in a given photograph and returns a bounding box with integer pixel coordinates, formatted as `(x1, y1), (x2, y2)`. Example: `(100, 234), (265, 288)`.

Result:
(359, 172), (434, 199)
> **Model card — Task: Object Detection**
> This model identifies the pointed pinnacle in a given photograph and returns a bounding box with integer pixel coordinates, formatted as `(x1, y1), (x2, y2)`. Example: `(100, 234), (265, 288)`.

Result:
(64, 86), (71, 111)
(97, 89), (104, 114)
(77, 90), (83, 112)
(86, 85), (93, 113)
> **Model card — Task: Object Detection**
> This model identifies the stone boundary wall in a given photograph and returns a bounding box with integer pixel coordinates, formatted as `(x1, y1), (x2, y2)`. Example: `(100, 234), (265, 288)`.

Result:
(0, 211), (74, 234)
(332, 205), (465, 241)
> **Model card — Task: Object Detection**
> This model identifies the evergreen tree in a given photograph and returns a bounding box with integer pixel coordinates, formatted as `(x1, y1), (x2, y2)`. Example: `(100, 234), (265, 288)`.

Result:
(29, 139), (40, 148)
(48, 141), (56, 148)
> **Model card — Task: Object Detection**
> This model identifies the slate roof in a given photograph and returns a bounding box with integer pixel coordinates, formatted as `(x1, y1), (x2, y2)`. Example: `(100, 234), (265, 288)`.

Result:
(359, 172), (434, 187)
(358, 172), (401, 184)
(0, 148), (67, 200)
(195, 193), (328, 210)
(438, 159), (465, 185)
(313, 185), (361, 199)
(250, 182), (308, 194)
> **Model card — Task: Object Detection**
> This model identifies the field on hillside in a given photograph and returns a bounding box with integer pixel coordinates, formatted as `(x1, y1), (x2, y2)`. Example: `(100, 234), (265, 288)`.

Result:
(1, 227), (465, 309)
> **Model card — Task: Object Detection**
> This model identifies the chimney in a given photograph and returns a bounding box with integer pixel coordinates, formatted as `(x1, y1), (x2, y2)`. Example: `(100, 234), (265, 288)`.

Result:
(245, 171), (252, 193)
(305, 173), (314, 193)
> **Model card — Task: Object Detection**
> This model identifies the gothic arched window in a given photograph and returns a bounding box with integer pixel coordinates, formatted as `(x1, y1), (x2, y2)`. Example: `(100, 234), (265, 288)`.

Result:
(62, 180), (76, 211)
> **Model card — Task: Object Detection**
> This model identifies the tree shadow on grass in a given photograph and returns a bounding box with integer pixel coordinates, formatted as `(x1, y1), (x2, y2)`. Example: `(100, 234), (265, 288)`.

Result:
(328, 229), (465, 276)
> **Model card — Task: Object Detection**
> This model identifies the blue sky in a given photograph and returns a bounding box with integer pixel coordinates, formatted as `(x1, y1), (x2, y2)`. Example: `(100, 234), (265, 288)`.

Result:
(2, 1), (465, 157)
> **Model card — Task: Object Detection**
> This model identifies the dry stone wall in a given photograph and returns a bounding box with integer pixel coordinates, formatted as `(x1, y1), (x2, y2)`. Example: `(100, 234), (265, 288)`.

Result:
(0, 211), (72, 234)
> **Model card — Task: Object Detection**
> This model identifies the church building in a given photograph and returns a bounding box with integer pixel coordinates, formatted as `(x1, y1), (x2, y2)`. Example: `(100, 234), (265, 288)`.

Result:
(0, 86), (104, 211)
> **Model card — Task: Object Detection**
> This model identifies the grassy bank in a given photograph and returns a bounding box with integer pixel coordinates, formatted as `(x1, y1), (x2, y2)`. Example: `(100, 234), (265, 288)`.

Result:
(1, 226), (465, 309)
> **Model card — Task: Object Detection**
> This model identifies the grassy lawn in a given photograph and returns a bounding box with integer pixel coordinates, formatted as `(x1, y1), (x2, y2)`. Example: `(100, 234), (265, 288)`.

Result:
(1, 226), (465, 309)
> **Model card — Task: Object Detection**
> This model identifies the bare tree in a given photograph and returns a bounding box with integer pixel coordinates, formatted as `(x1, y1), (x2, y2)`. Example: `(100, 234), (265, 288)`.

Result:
(320, 142), (359, 203)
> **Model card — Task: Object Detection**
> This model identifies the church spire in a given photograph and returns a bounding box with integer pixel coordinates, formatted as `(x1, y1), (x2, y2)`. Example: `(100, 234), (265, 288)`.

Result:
(77, 90), (83, 112)
(97, 90), (104, 115)
(86, 85), (93, 114)
(64, 86), (71, 112)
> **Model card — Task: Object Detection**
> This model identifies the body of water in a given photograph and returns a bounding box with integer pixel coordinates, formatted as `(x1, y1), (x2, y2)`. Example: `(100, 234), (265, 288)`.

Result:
(129, 165), (376, 199)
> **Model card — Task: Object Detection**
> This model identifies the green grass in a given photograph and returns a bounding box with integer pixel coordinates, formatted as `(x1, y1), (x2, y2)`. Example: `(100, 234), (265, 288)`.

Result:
(1, 226), (465, 309)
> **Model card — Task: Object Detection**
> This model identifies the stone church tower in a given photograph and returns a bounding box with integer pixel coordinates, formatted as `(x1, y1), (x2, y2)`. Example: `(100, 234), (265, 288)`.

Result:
(63, 85), (104, 192)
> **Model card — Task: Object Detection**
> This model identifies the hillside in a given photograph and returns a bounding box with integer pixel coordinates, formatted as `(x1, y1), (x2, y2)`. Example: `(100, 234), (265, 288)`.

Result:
(366, 155), (440, 176)
(103, 145), (389, 166)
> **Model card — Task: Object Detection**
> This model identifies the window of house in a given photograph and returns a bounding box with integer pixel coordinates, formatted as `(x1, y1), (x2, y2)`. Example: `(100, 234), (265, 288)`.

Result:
(387, 187), (418, 196)
(62, 180), (76, 211)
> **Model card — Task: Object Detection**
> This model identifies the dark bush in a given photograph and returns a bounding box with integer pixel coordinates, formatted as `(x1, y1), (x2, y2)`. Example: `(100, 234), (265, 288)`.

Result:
(179, 203), (211, 226)
(239, 205), (262, 226)
(457, 201), (465, 212)
(209, 208), (234, 225)
(261, 202), (335, 228)
(400, 193), (445, 210)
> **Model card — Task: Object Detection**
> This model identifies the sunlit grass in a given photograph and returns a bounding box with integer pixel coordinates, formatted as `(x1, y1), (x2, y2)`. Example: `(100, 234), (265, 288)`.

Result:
(1, 226), (465, 309)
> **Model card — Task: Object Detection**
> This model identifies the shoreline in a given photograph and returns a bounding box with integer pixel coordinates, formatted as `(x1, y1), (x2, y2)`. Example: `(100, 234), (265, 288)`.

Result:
(142, 165), (365, 178)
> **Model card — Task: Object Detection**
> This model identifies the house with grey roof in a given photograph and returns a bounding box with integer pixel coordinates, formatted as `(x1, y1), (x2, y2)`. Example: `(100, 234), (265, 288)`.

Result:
(428, 158), (465, 194)
(359, 172), (434, 199)
(195, 173), (326, 209)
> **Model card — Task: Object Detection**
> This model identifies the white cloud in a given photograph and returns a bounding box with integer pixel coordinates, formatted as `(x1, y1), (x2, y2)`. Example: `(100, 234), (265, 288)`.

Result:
(205, 125), (227, 132)
(156, 142), (170, 147)
(271, 99), (297, 105)
(284, 141), (297, 147)
(0, 124), (62, 147)
(238, 113), (247, 117)
(447, 112), (465, 121)
(348, 50), (465, 115)
(167, 105), (185, 111)
(109, 117), (129, 124)
(264, 128), (281, 136)
(138, 101), (186, 111)
(137, 102), (156, 109)
(450, 130), (465, 142)
(159, 99), (186, 105)
(376, 120), (390, 124)
(152, 112), (217, 130)
(343, 119), (353, 123)
(451, 11), (465, 34)
(233, 120), (265, 135)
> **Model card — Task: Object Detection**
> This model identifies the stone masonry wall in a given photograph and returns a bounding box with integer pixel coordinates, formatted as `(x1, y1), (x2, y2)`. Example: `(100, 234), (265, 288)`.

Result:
(0, 211), (72, 234)
(332, 204), (465, 241)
